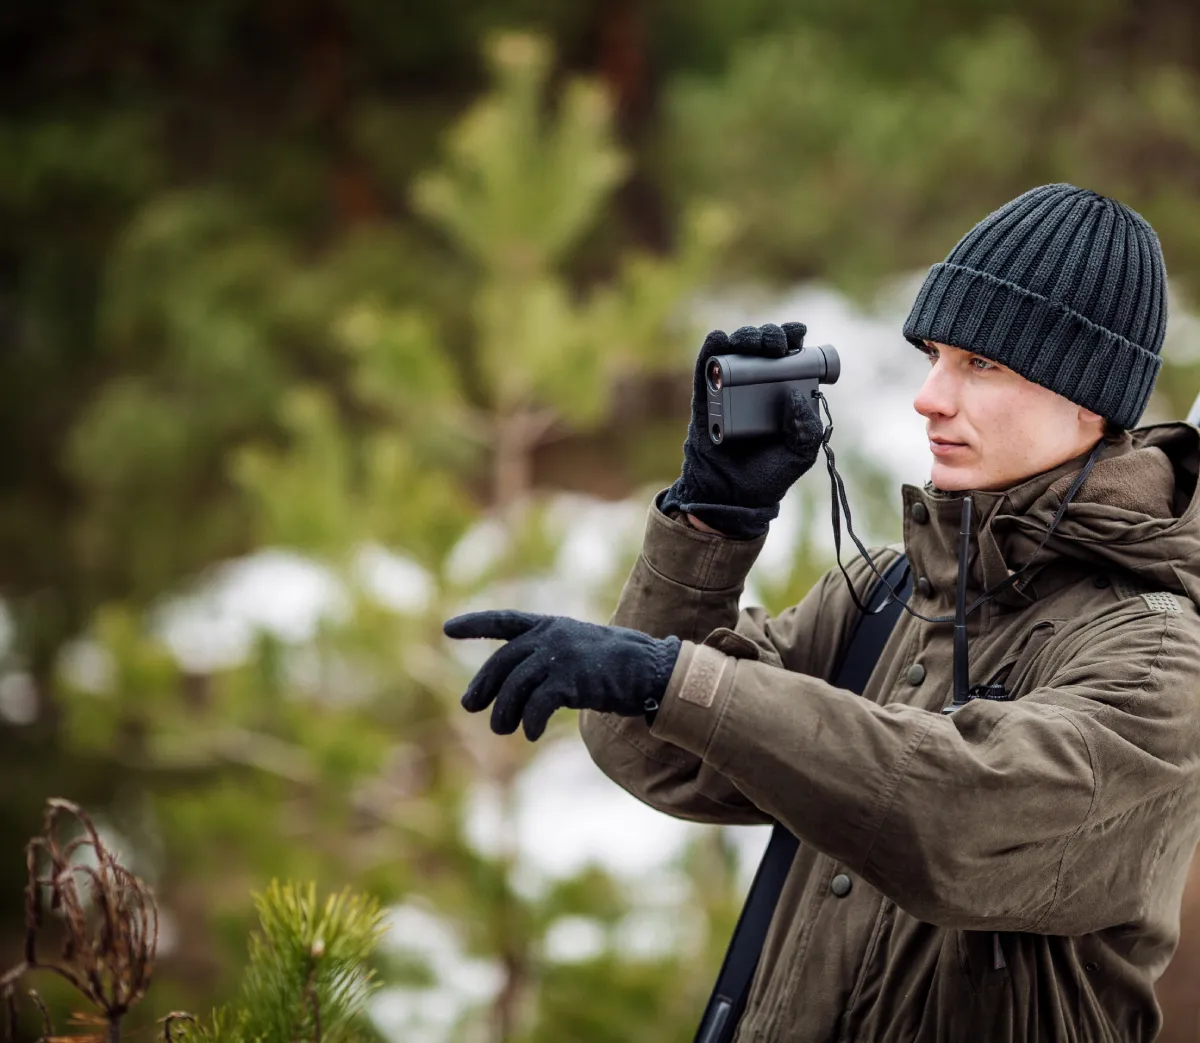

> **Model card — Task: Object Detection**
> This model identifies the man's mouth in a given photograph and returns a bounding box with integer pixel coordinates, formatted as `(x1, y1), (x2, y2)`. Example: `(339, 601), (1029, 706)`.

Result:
(929, 437), (968, 457)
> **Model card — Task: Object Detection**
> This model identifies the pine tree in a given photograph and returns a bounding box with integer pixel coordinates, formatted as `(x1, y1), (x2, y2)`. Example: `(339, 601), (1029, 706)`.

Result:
(183, 882), (387, 1043)
(45, 27), (733, 1043)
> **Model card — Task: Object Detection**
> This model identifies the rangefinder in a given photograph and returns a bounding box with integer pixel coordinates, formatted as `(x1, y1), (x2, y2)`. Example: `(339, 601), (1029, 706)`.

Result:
(706, 344), (841, 444)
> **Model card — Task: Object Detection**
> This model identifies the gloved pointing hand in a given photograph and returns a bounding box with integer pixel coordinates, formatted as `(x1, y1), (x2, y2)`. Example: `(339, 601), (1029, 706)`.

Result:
(659, 322), (826, 539)
(443, 610), (682, 741)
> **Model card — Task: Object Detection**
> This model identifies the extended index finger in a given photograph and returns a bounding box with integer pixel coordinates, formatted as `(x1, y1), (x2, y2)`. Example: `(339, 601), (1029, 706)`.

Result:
(443, 610), (544, 641)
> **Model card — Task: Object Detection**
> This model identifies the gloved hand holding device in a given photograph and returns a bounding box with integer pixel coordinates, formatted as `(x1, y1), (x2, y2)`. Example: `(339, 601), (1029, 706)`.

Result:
(443, 321), (829, 741)
(657, 322), (826, 539)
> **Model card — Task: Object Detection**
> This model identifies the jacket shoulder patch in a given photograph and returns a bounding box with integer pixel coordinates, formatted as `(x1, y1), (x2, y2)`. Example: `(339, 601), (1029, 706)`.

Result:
(1111, 575), (1144, 600)
(1140, 592), (1182, 614)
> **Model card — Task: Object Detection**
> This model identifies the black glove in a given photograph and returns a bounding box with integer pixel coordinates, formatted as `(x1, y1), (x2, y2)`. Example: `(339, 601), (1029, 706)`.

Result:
(443, 610), (682, 741)
(658, 322), (825, 539)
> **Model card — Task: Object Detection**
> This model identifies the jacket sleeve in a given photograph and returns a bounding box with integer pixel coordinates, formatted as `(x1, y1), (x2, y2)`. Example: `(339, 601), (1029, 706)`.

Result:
(650, 593), (1200, 935)
(578, 489), (892, 826)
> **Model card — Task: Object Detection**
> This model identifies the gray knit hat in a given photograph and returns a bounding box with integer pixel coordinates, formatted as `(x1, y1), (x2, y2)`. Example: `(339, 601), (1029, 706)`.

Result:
(903, 183), (1167, 428)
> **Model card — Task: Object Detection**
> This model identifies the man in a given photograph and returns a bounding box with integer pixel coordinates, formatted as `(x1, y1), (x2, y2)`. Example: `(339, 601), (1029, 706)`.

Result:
(444, 183), (1200, 1041)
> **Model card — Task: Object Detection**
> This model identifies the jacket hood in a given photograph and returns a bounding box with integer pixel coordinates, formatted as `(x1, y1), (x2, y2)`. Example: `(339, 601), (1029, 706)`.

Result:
(903, 423), (1200, 611)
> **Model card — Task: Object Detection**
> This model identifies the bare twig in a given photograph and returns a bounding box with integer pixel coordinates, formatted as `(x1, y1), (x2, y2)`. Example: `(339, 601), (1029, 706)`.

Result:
(28, 990), (51, 1042)
(520, 405), (563, 447)
(0, 966), (28, 993)
(1, 985), (57, 1043)
(3, 987), (16, 1043)
(161, 1012), (195, 1043)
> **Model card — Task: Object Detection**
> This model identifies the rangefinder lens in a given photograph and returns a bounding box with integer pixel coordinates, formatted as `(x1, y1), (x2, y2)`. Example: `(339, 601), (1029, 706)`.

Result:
(707, 359), (723, 392)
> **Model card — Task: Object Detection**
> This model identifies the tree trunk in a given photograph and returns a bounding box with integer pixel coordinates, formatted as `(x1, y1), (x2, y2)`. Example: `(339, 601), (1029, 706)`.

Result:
(484, 407), (552, 1042)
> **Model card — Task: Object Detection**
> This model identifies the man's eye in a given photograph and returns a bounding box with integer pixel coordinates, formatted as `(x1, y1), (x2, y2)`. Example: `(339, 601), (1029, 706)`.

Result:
(970, 356), (996, 371)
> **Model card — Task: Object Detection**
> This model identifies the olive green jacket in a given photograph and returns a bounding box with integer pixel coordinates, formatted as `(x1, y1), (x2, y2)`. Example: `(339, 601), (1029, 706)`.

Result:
(580, 425), (1200, 1042)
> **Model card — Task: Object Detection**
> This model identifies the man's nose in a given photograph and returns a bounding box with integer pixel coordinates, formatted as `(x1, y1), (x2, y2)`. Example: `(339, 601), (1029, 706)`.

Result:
(913, 361), (959, 419)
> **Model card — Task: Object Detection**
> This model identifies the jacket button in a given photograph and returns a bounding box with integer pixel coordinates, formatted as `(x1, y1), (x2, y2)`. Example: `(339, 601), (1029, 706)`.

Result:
(830, 873), (853, 897)
(906, 664), (926, 685)
(916, 577), (934, 598)
(911, 502), (929, 524)
(1094, 575), (1111, 588)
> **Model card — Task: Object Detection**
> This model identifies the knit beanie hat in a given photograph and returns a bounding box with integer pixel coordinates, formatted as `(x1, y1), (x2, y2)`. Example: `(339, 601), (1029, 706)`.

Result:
(903, 183), (1167, 428)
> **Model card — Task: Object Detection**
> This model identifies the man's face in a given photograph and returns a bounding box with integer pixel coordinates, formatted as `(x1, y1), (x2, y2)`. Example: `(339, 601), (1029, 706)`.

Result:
(912, 341), (1106, 492)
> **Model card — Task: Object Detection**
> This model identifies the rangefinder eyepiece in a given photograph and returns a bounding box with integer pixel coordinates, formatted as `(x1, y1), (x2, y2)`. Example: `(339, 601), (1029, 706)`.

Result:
(706, 344), (840, 444)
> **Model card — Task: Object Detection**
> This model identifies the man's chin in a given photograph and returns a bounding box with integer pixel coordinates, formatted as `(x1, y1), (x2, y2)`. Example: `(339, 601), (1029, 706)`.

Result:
(929, 461), (977, 493)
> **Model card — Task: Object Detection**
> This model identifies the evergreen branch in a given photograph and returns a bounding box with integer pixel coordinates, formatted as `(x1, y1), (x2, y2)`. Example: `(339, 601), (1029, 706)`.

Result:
(304, 944), (322, 1043)
(181, 881), (387, 1043)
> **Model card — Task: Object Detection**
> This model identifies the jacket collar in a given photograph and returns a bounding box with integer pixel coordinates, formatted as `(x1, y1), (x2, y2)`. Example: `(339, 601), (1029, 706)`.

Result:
(900, 438), (1135, 610)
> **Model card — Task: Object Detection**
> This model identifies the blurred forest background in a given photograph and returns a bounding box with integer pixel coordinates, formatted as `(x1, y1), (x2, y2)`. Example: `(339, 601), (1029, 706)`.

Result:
(5, 1), (1200, 1040)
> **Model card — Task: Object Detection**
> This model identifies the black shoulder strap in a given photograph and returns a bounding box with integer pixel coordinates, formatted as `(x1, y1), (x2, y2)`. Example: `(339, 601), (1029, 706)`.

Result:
(693, 552), (911, 1043)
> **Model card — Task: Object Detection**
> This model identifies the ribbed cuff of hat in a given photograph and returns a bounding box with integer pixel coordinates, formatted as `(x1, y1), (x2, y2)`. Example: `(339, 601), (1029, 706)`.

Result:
(903, 261), (1162, 428)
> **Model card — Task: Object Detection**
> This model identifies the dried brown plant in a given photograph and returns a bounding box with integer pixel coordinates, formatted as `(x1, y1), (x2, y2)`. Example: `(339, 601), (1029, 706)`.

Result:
(0, 799), (161, 1043)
